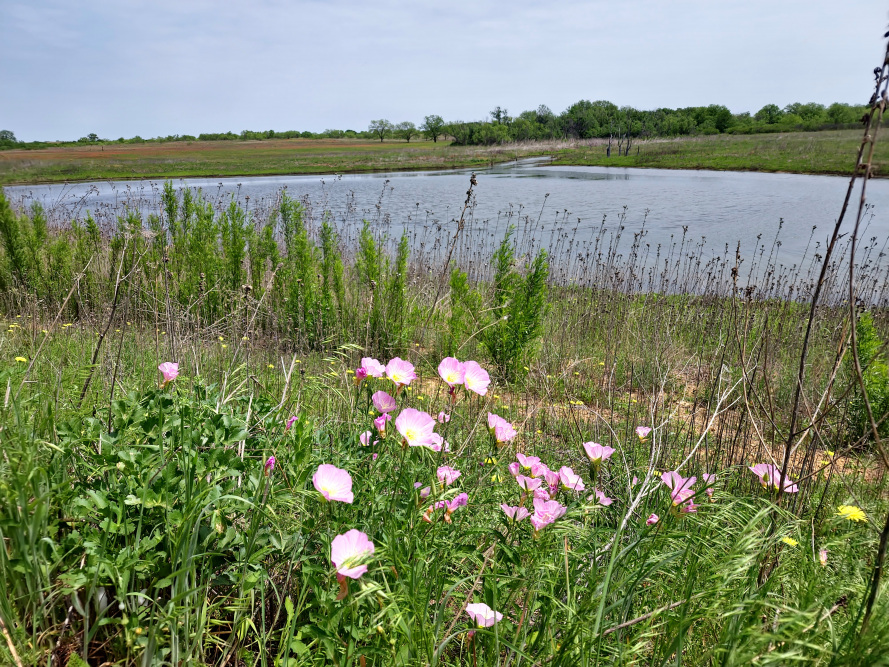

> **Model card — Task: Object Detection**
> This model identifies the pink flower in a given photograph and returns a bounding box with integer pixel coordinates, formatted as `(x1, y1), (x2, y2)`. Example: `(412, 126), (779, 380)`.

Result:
(533, 486), (552, 501)
(646, 513), (659, 526)
(559, 466), (586, 492)
(395, 408), (437, 448)
(359, 431), (374, 446)
(487, 413), (517, 444)
(373, 413), (391, 436)
(434, 492), (468, 523)
(372, 391), (397, 413)
(414, 481), (432, 498)
(354, 367), (368, 382)
(158, 362), (179, 384)
(264, 456), (276, 476)
(437, 466), (462, 486)
(438, 357), (466, 387)
(516, 475), (542, 492)
(330, 529), (375, 580)
(372, 453), (378, 461)
(463, 361), (491, 396)
(631, 475), (639, 487)
(361, 357), (385, 378)
(819, 548), (828, 567)
(589, 488), (612, 506)
(532, 497), (567, 523)
(635, 426), (652, 440)
(516, 453), (541, 470)
(427, 433), (451, 452)
(702, 473), (717, 498)
(530, 462), (550, 478)
(313, 464), (354, 503)
(285, 415), (298, 430)
(583, 442), (615, 465)
(661, 471), (697, 507)
(507, 462), (521, 477)
(465, 602), (503, 628)
(437, 411), (451, 423)
(500, 504), (530, 521)
(385, 357), (416, 387)
(542, 468), (561, 489)
(749, 464), (799, 493)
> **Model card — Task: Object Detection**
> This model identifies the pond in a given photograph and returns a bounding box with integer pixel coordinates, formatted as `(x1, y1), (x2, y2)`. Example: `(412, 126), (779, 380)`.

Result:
(6, 162), (889, 296)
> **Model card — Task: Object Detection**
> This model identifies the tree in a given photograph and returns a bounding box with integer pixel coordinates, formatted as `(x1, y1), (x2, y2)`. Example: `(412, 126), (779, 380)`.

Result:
(754, 104), (783, 124)
(0, 130), (16, 142)
(421, 115), (446, 142)
(395, 121), (418, 142)
(368, 119), (393, 142)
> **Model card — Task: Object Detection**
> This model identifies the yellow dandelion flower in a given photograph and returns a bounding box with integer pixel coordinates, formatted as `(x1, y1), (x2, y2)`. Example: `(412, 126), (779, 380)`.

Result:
(485, 456), (498, 465)
(346, 369), (355, 374)
(221, 344), (228, 349)
(242, 336), (248, 341)
(268, 364), (275, 369)
(523, 366), (530, 371)
(837, 505), (867, 522)
(826, 450), (835, 457)
(599, 362), (605, 366)
(780, 536), (798, 547)
(15, 356), (27, 363)
(536, 429), (542, 434)
(493, 394), (500, 400)
(295, 359), (301, 363)
(573, 372), (580, 376)
(219, 336), (224, 341)
(491, 474), (502, 483)
(41, 329), (47, 334)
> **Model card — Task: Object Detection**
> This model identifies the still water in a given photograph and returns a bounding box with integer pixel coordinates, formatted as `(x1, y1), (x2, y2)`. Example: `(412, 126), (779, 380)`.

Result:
(6, 161), (889, 272)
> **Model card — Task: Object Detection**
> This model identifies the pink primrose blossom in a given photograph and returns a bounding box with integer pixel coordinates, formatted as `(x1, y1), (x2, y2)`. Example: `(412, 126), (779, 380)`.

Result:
(359, 431), (374, 446)
(661, 471), (697, 507)
(631, 476), (639, 487)
(372, 391), (398, 414)
(589, 488), (613, 506)
(373, 413), (391, 436)
(516, 475), (542, 492)
(533, 497), (567, 522)
(395, 408), (437, 448)
(702, 473), (717, 498)
(530, 462), (551, 479)
(646, 513), (659, 526)
(354, 367), (368, 382)
(583, 442), (616, 465)
(330, 529), (375, 580)
(508, 462), (521, 476)
(372, 453), (378, 461)
(414, 482), (431, 498)
(438, 357), (466, 388)
(437, 466), (462, 486)
(385, 357), (416, 387)
(158, 362), (179, 383)
(559, 466), (586, 492)
(487, 413), (517, 444)
(533, 486), (552, 501)
(635, 426), (652, 440)
(819, 549), (828, 567)
(285, 415), (298, 430)
(500, 504), (531, 521)
(313, 464), (355, 503)
(516, 453), (541, 470)
(434, 492), (468, 522)
(749, 464), (799, 493)
(437, 411), (451, 423)
(361, 357), (386, 378)
(463, 361), (491, 396)
(264, 456), (276, 476)
(465, 602), (503, 628)
(542, 468), (561, 489)
(427, 433), (451, 452)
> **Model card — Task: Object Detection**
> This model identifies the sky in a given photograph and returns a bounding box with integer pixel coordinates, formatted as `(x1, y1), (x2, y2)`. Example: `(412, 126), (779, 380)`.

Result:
(1, 0), (887, 142)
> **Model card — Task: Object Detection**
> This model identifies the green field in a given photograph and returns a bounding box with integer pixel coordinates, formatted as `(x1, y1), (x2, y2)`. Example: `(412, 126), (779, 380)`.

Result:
(553, 129), (889, 176)
(1, 129), (886, 185)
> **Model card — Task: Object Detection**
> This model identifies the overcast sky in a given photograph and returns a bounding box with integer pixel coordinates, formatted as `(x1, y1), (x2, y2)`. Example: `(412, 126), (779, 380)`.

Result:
(2, 0), (887, 142)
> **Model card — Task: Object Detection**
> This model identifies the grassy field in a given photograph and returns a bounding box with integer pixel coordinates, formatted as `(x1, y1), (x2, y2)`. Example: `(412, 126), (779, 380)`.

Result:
(553, 129), (889, 176)
(1, 129), (887, 186)
(0, 175), (888, 665)
(0, 138), (553, 185)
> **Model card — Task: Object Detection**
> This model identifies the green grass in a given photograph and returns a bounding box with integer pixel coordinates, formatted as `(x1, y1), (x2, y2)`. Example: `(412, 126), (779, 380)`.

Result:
(1, 129), (886, 186)
(553, 129), (889, 176)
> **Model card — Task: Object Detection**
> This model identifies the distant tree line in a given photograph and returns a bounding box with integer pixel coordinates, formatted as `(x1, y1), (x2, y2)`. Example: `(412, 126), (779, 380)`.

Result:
(0, 101), (872, 150)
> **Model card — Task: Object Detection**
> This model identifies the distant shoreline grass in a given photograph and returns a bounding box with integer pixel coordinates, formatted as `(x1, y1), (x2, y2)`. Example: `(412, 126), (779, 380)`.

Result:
(0, 129), (883, 186)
